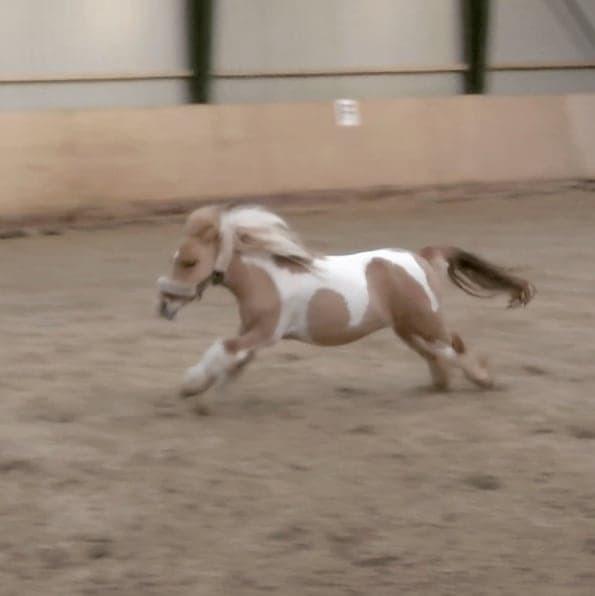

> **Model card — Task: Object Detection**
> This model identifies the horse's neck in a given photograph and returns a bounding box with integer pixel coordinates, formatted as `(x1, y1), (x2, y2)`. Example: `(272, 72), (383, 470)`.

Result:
(223, 251), (320, 300)
(222, 252), (266, 301)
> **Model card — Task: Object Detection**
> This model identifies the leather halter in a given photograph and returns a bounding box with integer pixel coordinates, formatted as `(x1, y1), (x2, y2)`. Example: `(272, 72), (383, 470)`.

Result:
(211, 270), (224, 285)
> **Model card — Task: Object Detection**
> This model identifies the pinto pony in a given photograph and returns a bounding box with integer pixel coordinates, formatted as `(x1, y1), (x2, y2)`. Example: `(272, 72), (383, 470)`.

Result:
(157, 205), (534, 402)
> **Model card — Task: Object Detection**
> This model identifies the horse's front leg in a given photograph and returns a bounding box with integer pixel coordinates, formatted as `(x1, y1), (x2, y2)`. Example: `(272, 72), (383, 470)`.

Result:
(180, 329), (269, 399)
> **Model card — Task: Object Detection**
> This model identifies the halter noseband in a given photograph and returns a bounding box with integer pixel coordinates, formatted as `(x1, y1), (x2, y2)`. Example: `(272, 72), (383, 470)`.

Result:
(158, 271), (223, 300)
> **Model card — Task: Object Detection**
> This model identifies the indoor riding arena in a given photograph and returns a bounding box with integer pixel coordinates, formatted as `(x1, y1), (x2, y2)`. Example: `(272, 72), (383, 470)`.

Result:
(2, 2), (595, 595)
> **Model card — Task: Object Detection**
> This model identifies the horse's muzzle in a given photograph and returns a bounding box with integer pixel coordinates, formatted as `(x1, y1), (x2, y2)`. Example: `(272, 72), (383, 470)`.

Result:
(157, 276), (196, 299)
(158, 297), (180, 320)
(156, 274), (216, 320)
(157, 276), (196, 321)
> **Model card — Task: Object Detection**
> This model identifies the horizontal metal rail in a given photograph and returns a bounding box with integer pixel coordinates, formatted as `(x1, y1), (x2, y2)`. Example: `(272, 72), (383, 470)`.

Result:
(2, 62), (594, 84)
(213, 64), (468, 79)
(489, 61), (595, 72)
(0, 70), (194, 84)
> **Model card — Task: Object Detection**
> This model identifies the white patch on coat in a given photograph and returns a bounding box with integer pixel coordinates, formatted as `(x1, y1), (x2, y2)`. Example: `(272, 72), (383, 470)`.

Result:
(242, 249), (438, 342)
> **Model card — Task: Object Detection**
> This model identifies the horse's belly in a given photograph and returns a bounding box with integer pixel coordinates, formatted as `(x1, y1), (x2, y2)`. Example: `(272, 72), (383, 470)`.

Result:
(307, 318), (385, 346)
(301, 286), (385, 346)
(275, 254), (388, 344)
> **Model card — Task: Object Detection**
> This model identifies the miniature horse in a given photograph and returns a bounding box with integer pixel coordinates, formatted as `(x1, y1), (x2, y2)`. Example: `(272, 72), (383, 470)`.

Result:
(157, 205), (534, 404)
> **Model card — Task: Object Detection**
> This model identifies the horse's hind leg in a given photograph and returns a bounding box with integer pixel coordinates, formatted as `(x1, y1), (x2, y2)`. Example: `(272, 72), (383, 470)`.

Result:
(394, 315), (494, 391)
(394, 328), (451, 391)
(426, 356), (452, 391)
(397, 331), (454, 391)
(369, 257), (455, 391)
(369, 257), (494, 392)
(450, 333), (493, 389)
(406, 331), (493, 390)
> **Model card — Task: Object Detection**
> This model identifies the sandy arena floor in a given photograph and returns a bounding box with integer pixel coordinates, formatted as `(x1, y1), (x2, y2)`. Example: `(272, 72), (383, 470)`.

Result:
(1, 184), (595, 595)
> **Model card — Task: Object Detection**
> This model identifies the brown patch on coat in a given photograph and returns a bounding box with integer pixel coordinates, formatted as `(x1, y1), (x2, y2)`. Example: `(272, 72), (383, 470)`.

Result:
(366, 258), (448, 344)
(223, 338), (241, 353)
(418, 245), (444, 262)
(451, 332), (466, 354)
(308, 289), (349, 345)
(223, 254), (282, 348)
(306, 289), (384, 346)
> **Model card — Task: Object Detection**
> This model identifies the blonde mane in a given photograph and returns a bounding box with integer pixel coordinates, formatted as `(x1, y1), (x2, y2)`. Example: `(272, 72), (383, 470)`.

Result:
(214, 205), (315, 273)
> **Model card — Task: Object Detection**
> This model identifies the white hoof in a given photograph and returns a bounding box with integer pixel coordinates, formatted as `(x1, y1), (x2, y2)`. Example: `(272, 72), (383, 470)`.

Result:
(180, 365), (213, 398)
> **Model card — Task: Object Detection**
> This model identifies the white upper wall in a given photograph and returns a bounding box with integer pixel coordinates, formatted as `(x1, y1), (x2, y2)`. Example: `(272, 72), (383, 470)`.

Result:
(212, 0), (462, 103)
(489, 0), (595, 94)
(491, 0), (595, 63)
(213, 0), (460, 71)
(1, 0), (594, 110)
(0, 0), (189, 110)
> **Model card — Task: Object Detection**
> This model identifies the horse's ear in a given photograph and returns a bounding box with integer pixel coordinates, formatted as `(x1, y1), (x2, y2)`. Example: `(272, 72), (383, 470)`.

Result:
(200, 223), (219, 243)
(185, 206), (221, 242)
(188, 219), (219, 242)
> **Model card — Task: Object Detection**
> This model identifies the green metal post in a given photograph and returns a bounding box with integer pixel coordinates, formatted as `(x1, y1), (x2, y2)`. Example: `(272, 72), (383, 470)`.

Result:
(462, 0), (490, 94)
(187, 0), (214, 103)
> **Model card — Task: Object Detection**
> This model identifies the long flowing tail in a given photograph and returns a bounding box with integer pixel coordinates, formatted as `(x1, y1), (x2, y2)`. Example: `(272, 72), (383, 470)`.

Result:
(419, 246), (536, 308)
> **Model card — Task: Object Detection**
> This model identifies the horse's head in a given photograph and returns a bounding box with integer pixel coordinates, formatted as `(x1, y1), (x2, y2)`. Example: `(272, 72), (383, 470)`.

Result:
(157, 203), (314, 319)
(157, 206), (221, 320)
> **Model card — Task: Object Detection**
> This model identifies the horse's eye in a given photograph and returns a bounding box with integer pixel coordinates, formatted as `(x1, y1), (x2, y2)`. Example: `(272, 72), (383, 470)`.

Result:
(180, 260), (197, 269)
